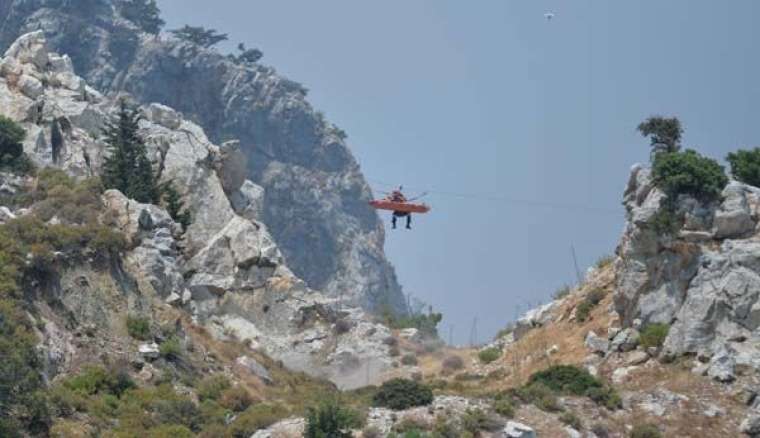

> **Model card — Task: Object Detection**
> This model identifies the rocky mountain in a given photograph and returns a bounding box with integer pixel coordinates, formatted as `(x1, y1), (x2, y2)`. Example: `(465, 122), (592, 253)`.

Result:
(0, 31), (395, 393)
(0, 0), (405, 312)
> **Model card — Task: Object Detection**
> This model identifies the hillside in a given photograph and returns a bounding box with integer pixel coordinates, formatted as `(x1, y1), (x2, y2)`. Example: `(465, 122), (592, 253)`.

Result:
(0, 0), (405, 312)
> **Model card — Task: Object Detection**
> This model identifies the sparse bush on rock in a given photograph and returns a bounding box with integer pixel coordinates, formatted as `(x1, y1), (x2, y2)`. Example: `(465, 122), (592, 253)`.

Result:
(652, 149), (727, 202)
(639, 323), (669, 349)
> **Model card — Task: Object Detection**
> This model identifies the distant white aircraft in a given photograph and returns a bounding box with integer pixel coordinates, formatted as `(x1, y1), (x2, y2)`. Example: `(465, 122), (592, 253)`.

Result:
(544, 12), (555, 21)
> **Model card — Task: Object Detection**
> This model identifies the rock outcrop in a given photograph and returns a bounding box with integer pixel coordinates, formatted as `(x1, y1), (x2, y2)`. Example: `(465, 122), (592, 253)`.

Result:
(0, 0), (405, 311)
(0, 31), (393, 388)
(615, 164), (760, 374)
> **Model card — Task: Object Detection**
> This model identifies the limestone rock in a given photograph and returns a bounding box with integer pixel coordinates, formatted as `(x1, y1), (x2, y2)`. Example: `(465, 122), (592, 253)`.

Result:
(235, 355), (272, 384)
(144, 103), (181, 130)
(625, 350), (650, 366)
(139, 343), (160, 360)
(707, 344), (736, 383)
(585, 330), (609, 355)
(741, 413), (760, 436)
(504, 421), (536, 438)
(611, 328), (640, 352)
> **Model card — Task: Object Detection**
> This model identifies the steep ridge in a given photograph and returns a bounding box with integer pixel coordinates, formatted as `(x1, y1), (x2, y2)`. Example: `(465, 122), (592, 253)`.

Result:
(0, 31), (394, 390)
(0, 0), (405, 311)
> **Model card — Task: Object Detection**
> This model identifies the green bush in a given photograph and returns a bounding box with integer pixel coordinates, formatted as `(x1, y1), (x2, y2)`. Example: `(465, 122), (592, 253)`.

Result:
(491, 397), (515, 418)
(478, 347), (501, 364)
(118, 0), (164, 34)
(575, 289), (606, 323)
(514, 382), (562, 412)
(153, 397), (200, 431)
(559, 411), (582, 430)
(639, 323), (669, 349)
(441, 355), (465, 373)
(147, 424), (194, 438)
(460, 408), (502, 435)
(527, 365), (621, 410)
(649, 203), (683, 236)
(529, 365), (602, 395)
(630, 423), (662, 438)
(63, 365), (135, 397)
(652, 149), (727, 201)
(197, 375), (231, 402)
(401, 353), (418, 366)
(372, 378), (433, 410)
(219, 386), (254, 412)
(126, 315), (151, 340)
(159, 337), (182, 360)
(304, 398), (362, 438)
(727, 148), (760, 188)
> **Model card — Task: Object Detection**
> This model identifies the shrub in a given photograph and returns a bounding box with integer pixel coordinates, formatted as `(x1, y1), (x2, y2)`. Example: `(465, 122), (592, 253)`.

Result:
(401, 353), (418, 366)
(153, 397), (200, 431)
(649, 203), (683, 236)
(514, 383), (561, 412)
(460, 408), (502, 434)
(595, 255), (614, 269)
(431, 415), (462, 438)
(527, 365), (621, 410)
(219, 386), (254, 412)
(333, 318), (352, 335)
(639, 323), (669, 349)
(304, 398), (362, 438)
(147, 424), (194, 438)
(560, 411), (582, 430)
(529, 365), (602, 396)
(478, 347), (501, 364)
(492, 398), (514, 418)
(196, 375), (231, 402)
(652, 149), (727, 201)
(226, 403), (288, 438)
(637, 116), (683, 155)
(727, 148), (760, 188)
(630, 423), (662, 438)
(372, 378), (433, 410)
(126, 315), (151, 340)
(553, 285), (571, 300)
(63, 365), (134, 397)
(389, 346), (400, 357)
(158, 337), (182, 360)
(170, 25), (228, 48)
(576, 289), (606, 323)
(441, 355), (465, 373)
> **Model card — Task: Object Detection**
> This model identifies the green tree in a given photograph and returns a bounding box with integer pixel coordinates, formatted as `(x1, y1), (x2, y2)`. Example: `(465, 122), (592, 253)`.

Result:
(101, 100), (159, 204)
(118, 0), (164, 34)
(652, 149), (727, 201)
(0, 115), (32, 174)
(304, 398), (361, 438)
(160, 181), (192, 231)
(727, 148), (760, 188)
(170, 25), (228, 48)
(638, 116), (683, 156)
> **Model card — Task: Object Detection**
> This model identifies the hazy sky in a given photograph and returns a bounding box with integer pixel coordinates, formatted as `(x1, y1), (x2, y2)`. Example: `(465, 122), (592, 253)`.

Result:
(157, 0), (760, 344)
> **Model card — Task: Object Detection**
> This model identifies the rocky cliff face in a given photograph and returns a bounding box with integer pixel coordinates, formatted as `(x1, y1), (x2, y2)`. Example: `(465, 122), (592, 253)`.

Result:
(0, 31), (393, 389)
(616, 163), (760, 380)
(0, 0), (405, 311)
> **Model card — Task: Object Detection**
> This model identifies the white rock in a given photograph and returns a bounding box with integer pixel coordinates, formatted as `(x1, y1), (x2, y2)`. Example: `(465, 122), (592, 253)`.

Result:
(4, 31), (49, 69)
(236, 355), (273, 384)
(139, 343), (160, 360)
(625, 350), (650, 366)
(145, 103), (181, 130)
(504, 421), (536, 438)
(585, 331), (609, 355)
(612, 366), (638, 384)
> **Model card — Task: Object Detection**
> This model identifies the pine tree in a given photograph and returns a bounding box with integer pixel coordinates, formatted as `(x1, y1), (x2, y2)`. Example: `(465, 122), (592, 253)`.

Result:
(170, 25), (228, 48)
(101, 100), (159, 204)
(118, 0), (164, 34)
(160, 181), (192, 231)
